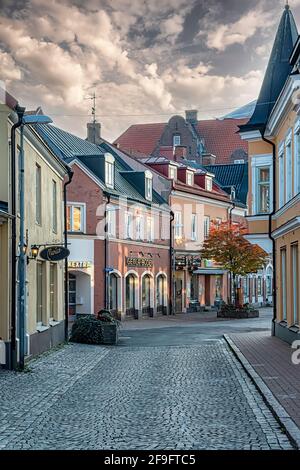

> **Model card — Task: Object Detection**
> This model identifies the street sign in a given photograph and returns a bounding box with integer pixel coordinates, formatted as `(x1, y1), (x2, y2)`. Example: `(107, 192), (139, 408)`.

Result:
(104, 267), (114, 272)
(39, 246), (70, 262)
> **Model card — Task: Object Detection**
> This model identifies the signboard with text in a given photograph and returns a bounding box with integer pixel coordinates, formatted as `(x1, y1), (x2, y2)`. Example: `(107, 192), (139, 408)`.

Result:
(126, 257), (153, 268)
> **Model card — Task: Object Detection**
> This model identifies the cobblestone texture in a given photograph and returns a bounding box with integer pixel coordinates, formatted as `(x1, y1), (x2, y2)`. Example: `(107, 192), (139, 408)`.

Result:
(0, 340), (293, 450)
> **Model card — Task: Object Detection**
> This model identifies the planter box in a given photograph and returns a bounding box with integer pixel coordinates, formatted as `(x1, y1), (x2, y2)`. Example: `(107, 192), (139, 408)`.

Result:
(101, 323), (119, 345)
(217, 308), (259, 319)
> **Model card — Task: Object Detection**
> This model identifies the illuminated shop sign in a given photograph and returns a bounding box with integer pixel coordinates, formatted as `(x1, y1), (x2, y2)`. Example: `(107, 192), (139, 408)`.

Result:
(68, 261), (92, 268)
(126, 257), (153, 268)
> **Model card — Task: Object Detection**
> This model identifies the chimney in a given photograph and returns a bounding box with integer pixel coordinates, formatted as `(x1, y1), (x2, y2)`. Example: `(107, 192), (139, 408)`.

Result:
(87, 122), (101, 145)
(174, 145), (187, 161)
(202, 153), (216, 165)
(185, 110), (198, 124)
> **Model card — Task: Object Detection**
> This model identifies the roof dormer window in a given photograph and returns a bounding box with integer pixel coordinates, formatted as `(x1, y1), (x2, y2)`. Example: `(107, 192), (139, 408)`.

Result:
(173, 134), (181, 147)
(169, 165), (177, 180)
(145, 170), (153, 201)
(105, 153), (115, 189)
(205, 176), (212, 191)
(186, 170), (194, 186)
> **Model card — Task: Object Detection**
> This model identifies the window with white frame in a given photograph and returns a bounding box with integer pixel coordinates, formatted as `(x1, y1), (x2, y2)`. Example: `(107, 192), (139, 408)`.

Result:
(67, 204), (85, 232)
(281, 248), (287, 321)
(169, 165), (177, 180)
(146, 216), (154, 241)
(107, 206), (116, 237)
(173, 135), (181, 147)
(105, 153), (115, 188)
(257, 167), (270, 213)
(174, 211), (183, 239)
(234, 159), (245, 164)
(205, 176), (212, 191)
(285, 136), (292, 202)
(191, 214), (197, 241)
(36, 164), (42, 225)
(278, 147), (285, 208)
(145, 170), (153, 201)
(294, 122), (300, 196)
(125, 211), (133, 239)
(136, 214), (144, 240)
(292, 244), (299, 325)
(204, 215), (210, 239)
(186, 171), (194, 186)
(52, 180), (57, 233)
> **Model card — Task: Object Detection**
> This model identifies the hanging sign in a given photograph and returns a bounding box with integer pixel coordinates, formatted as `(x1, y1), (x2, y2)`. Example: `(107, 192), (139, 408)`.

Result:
(40, 246), (70, 262)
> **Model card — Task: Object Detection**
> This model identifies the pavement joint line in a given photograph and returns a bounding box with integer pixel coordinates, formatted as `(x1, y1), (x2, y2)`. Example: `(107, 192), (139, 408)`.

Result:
(224, 333), (300, 450)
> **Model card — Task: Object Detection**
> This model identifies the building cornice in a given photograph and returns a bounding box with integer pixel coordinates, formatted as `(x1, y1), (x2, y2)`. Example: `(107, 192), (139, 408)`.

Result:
(272, 217), (300, 239)
(239, 130), (262, 142)
(273, 192), (300, 219)
(171, 190), (230, 209)
(246, 214), (270, 221)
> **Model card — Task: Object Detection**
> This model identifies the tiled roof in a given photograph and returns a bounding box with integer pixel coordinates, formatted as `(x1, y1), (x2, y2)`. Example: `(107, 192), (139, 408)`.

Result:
(34, 124), (165, 206)
(114, 118), (248, 164)
(204, 163), (248, 205)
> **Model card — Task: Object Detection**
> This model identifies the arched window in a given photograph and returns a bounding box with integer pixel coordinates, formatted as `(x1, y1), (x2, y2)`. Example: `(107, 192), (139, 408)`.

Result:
(109, 273), (118, 314)
(126, 274), (137, 316)
(142, 274), (152, 315)
(156, 275), (166, 314)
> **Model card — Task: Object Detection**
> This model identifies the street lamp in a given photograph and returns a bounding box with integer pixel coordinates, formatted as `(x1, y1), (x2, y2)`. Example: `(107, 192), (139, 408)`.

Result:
(17, 112), (52, 370)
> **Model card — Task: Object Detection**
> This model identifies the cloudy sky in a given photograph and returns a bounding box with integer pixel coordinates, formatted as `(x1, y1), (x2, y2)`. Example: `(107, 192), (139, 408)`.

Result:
(1, 0), (300, 141)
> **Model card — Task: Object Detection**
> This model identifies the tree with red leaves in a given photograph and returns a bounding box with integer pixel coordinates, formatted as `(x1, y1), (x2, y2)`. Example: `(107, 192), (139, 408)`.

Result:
(200, 221), (268, 306)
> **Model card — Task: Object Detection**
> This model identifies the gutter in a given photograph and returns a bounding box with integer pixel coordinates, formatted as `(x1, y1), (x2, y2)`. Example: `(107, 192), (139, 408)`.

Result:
(260, 130), (276, 335)
(169, 210), (175, 315)
(104, 192), (111, 310)
(63, 169), (74, 342)
(10, 104), (25, 370)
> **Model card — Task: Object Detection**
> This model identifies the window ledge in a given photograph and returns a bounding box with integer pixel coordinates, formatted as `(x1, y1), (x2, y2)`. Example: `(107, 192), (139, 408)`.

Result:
(289, 324), (300, 333)
(49, 320), (60, 327)
(36, 325), (50, 333)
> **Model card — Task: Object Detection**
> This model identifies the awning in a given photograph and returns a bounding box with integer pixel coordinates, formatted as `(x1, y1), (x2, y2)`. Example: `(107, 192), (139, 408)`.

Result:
(192, 269), (227, 275)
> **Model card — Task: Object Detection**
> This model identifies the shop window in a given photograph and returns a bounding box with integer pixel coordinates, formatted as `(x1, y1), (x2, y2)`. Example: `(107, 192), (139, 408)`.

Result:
(49, 263), (56, 319)
(281, 248), (287, 321)
(36, 261), (44, 325)
(292, 244), (299, 325)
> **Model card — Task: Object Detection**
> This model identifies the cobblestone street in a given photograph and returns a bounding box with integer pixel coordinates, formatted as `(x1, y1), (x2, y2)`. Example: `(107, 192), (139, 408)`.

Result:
(0, 316), (294, 450)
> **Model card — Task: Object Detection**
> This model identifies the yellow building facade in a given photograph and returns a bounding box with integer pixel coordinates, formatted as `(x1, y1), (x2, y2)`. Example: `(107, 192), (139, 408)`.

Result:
(0, 96), (68, 368)
(240, 5), (300, 343)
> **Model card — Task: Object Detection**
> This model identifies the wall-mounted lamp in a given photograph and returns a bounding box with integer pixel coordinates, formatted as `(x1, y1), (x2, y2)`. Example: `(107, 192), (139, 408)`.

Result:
(31, 245), (39, 259)
(22, 243), (28, 255)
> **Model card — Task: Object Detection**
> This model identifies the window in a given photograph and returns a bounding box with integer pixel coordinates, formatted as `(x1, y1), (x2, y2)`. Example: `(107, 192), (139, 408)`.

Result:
(50, 263), (56, 319)
(146, 216), (154, 241)
(36, 261), (43, 325)
(69, 273), (76, 307)
(243, 277), (249, 297)
(125, 211), (133, 239)
(145, 171), (153, 201)
(191, 214), (197, 241)
(169, 165), (177, 180)
(173, 135), (181, 147)
(285, 139), (292, 202)
(215, 217), (222, 226)
(67, 204), (85, 232)
(257, 167), (270, 213)
(257, 277), (262, 297)
(136, 214), (144, 240)
(36, 164), (41, 225)
(292, 244), (299, 325)
(279, 150), (285, 208)
(266, 269), (273, 296)
(105, 153), (115, 188)
(174, 211), (183, 239)
(281, 248), (287, 321)
(186, 171), (193, 186)
(107, 207), (116, 237)
(52, 180), (57, 233)
(204, 216), (210, 239)
(234, 159), (245, 164)
(205, 176), (212, 191)
(294, 127), (300, 196)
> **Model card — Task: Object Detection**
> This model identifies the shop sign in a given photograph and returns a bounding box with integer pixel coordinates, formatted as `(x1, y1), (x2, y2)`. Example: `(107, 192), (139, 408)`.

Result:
(126, 257), (153, 268)
(40, 246), (70, 262)
(68, 261), (92, 268)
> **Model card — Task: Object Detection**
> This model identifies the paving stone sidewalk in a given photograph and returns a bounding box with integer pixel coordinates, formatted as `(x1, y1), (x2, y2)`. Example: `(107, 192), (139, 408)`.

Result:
(225, 331), (300, 436)
(0, 339), (294, 450)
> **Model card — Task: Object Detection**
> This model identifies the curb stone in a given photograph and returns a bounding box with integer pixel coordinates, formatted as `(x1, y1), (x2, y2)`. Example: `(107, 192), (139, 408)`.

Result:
(224, 334), (300, 450)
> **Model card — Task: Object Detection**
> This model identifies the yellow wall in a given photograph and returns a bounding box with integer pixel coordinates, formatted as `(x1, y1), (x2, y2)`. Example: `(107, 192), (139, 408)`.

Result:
(0, 104), (10, 205)
(0, 222), (9, 341)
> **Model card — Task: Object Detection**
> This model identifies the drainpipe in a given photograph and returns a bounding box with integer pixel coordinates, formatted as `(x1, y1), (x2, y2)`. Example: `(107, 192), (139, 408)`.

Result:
(228, 192), (236, 304)
(104, 193), (111, 311)
(63, 169), (74, 342)
(261, 132), (276, 336)
(10, 105), (25, 370)
(169, 210), (175, 315)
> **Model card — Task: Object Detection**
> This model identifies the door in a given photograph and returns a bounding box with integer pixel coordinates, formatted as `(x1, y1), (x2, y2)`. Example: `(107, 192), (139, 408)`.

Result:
(175, 278), (183, 313)
(156, 275), (165, 314)
(126, 274), (136, 316)
(109, 273), (118, 316)
(68, 273), (76, 315)
(142, 275), (151, 316)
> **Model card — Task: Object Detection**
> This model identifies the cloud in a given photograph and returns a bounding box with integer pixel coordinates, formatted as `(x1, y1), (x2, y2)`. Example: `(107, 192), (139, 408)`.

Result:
(206, 8), (275, 51)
